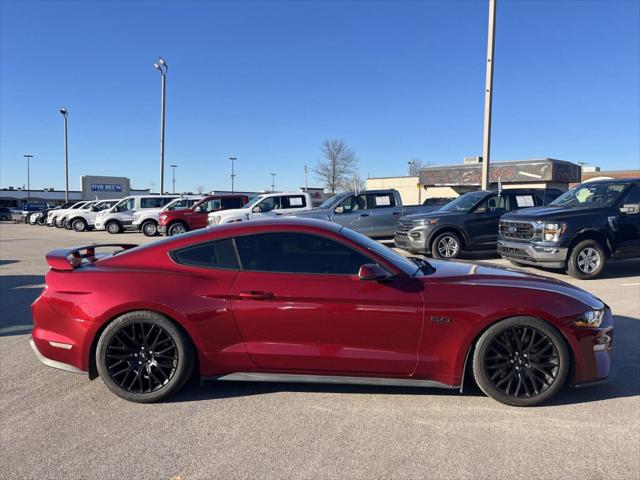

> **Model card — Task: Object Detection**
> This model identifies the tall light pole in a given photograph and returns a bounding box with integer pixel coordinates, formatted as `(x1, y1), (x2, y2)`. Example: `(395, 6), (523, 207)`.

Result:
(151, 182), (156, 193)
(408, 160), (416, 176)
(481, 0), (497, 190)
(59, 108), (69, 202)
(270, 173), (276, 192)
(154, 57), (168, 194)
(170, 164), (178, 194)
(229, 157), (237, 193)
(24, 155), (33, 206)
(304, 165), (308, 191)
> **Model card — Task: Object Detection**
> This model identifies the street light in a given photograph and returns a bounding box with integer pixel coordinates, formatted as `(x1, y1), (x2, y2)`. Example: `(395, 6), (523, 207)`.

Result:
(170, 164), (178, 194)
(408, 160), (416, 176)
(59, 107), (69, 202)
(24, 155), (33, 206)
(154, 57), (168, 194)
(270, 173), (276, 192)
(229, 157), (237, 193)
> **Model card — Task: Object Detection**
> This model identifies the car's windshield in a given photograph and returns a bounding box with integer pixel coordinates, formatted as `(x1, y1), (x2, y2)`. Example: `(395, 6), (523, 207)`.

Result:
(244, 195), (265, 209)
(340, 226), (426, 276)
(440, 191), (488, 212)
(550, 182), (629, 208)
(318, 193), (347, 209)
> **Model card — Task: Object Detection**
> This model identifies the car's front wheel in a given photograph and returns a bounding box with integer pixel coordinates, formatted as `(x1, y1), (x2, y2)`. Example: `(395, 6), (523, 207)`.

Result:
(96, 311), (194, 403)
(167, 222), (188, 236)
(567, 239), (606, 280)
(105, 221), (122, 234)
(472, 316), (569, 406)
(141, 220), (158, 237)
(72, 218), (88, 232)
(431, 232), (462, 259)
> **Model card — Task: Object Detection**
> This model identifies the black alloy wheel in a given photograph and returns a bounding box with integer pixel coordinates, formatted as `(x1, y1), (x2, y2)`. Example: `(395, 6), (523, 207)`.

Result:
(431, 232), (462, 259)
(473, 317), (569, 406)
(96, 311), (194, 402)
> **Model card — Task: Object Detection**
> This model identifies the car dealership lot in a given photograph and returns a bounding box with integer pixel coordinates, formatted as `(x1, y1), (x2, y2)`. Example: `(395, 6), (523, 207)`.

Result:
(1, 223), (638, 480)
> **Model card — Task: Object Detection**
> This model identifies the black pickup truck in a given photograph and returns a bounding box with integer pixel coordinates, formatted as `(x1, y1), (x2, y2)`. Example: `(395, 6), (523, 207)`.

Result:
(498, 178), (640, 279)
(395, 188), (562, 258)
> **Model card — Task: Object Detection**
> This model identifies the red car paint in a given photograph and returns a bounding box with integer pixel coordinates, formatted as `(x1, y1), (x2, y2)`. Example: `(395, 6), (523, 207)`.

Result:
(157, 194), (249, 234)
(31, 219), (612, 392)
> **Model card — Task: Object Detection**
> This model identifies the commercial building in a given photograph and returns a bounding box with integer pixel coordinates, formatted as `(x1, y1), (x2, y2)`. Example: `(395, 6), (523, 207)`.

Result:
(367, 157), (582, 205)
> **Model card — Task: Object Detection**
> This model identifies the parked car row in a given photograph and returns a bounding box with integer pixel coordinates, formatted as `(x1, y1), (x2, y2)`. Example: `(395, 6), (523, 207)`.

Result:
(394, 178), (640, 279)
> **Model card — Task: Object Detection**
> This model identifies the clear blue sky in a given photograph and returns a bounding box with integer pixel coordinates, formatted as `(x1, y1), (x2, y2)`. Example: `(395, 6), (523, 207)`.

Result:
(1, 0), (638, 193)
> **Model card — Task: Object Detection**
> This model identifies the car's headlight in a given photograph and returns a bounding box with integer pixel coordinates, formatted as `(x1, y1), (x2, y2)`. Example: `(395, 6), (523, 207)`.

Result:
(413, 218), (438, 226)
(542, 222), (565, 242)
(575, 308), (605, 328)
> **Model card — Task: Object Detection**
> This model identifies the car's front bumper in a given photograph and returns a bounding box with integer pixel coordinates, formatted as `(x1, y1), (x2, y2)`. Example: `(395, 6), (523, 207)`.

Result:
(394, 225), (431, 253)
(497, 239), (568, 268)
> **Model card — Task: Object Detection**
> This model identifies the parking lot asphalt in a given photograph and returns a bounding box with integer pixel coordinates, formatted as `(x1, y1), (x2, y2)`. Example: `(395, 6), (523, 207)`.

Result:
(1, 223), (639, 480)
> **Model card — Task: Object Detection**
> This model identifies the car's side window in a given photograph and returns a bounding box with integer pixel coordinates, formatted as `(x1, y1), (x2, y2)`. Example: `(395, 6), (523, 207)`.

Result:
(338, 195), (366, 213)
(511, 194), (535, 210)
(367, 193), (395, 209)
(115, 198), (135, 212)
(171, 238), (239, 270)
(256, 196), (279, 212)
(234, 232), (373, 275)
(281, 195), (307, 209)
(621, 185), (640, 204)
(221, 197), (245, 209)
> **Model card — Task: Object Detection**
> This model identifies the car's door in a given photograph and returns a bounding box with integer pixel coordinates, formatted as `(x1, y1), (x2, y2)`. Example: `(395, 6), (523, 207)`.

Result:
(193, 198), (222, 228)
(366, 192), (402, 238)
(464, 194), (507, 248)
(614, 184), (640, 257)
(329, 194), (371, 233)
(229, 232), (423, 375)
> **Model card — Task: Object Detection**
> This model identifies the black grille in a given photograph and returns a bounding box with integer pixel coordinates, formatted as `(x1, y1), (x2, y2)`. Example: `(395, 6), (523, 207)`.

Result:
(499, 221), (534, 241)
(395, 220), (414, 237)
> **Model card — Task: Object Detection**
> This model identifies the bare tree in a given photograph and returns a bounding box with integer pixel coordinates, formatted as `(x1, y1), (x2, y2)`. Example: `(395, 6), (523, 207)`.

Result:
(339, 172), (366, 193)
(195, 185), (205, 194)
(314, 139), (358, 194)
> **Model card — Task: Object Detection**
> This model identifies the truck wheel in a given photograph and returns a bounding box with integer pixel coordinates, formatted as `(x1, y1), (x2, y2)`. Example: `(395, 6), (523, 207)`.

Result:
(167, 222), (188, 236)
(431, 232), (462, 259)
(141, 220), (158, 237)
(106, 221), (122, 234)
(72, 218), (88, 232)
(567, 239), (606, 280)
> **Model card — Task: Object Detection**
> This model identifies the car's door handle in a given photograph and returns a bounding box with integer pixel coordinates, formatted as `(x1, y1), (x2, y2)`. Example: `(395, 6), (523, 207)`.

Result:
(237, 291), (275, 301)
(360, 213), (370, 217)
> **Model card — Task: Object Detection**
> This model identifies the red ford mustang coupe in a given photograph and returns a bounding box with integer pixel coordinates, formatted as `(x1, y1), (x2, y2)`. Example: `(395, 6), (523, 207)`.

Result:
(31, 219), (612, 406)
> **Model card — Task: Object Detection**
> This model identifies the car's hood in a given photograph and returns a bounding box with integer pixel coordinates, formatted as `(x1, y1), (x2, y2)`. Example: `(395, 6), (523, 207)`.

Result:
(401, 210), (463, 222)
(423, 259), (604, 309)
(502, 205), (612, 221)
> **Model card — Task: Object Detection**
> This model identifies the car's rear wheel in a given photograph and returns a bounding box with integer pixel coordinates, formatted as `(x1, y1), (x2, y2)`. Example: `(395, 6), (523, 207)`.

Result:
(96, 311), (194, 403)
(472, 316), (569, 406)
(105, 221), (122, 234)
(141, 220), (158, 237)
(167, 222), (188, 236)
(72, 218), (88, 232)
(567, 239), (606, 280)
(431, 232), (462, 259)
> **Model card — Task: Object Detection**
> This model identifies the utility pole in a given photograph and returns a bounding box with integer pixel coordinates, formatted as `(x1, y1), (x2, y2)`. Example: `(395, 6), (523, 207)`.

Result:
(270, 173), (276, 192)
(59, 108), (69, 201)
(154, 57), (168, 194)
(170, 164), (178, 194)
(24, 155), (33, 206)
(408, 160), (415, 176)
(304, 165), (308, 191)
(229, 157), (237, 192)
(481, 0), (497, 190)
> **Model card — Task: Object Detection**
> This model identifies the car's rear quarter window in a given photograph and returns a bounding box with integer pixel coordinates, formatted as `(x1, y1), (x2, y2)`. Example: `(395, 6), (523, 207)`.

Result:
(171, 238), (239, 269)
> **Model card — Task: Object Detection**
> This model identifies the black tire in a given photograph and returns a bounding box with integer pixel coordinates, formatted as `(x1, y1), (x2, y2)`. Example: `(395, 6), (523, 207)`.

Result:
(55, 218), (63, 228)
(472, 316), (569, 406)
(141, 220), (158, 237)
(96, 310), (194, 403)
(63, 219), (72, 230)
(71, 218), (88, 232)
(567, 239), (606, 280)
(0, 215), (9, 221)
(105, 220), (122, 234)
(431, 231), (462, 259)
(167, 222), (188, 236)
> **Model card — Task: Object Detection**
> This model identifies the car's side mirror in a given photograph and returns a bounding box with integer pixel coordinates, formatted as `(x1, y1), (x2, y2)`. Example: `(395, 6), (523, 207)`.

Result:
(620, 203), (640, 215)
(358, 264), (390, 281)
(334, 206), (344, 214)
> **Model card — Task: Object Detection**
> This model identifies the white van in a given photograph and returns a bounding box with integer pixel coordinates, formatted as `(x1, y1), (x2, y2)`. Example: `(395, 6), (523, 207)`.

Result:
(208, 192), (312, 225)
(132, 195), (205, 237)
(95, 195), (178, 234)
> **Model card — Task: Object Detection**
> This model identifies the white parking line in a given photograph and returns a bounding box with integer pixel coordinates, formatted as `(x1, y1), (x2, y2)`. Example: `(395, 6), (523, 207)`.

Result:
(620, 282), (640, 286)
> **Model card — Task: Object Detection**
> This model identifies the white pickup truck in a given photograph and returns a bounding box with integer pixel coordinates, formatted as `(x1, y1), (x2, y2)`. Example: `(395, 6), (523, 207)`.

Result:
(131, 195), (204, 236)
(95, 195), (179, 234)
(207, 192), (312, 226)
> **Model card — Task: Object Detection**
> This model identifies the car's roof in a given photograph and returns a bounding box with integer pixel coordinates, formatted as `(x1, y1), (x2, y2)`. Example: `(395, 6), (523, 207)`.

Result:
(579, 178), (640, 185)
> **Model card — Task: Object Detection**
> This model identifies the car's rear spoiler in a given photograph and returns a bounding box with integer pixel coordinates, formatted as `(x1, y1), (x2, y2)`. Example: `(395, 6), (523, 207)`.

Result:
(46, 244), (138, 271)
